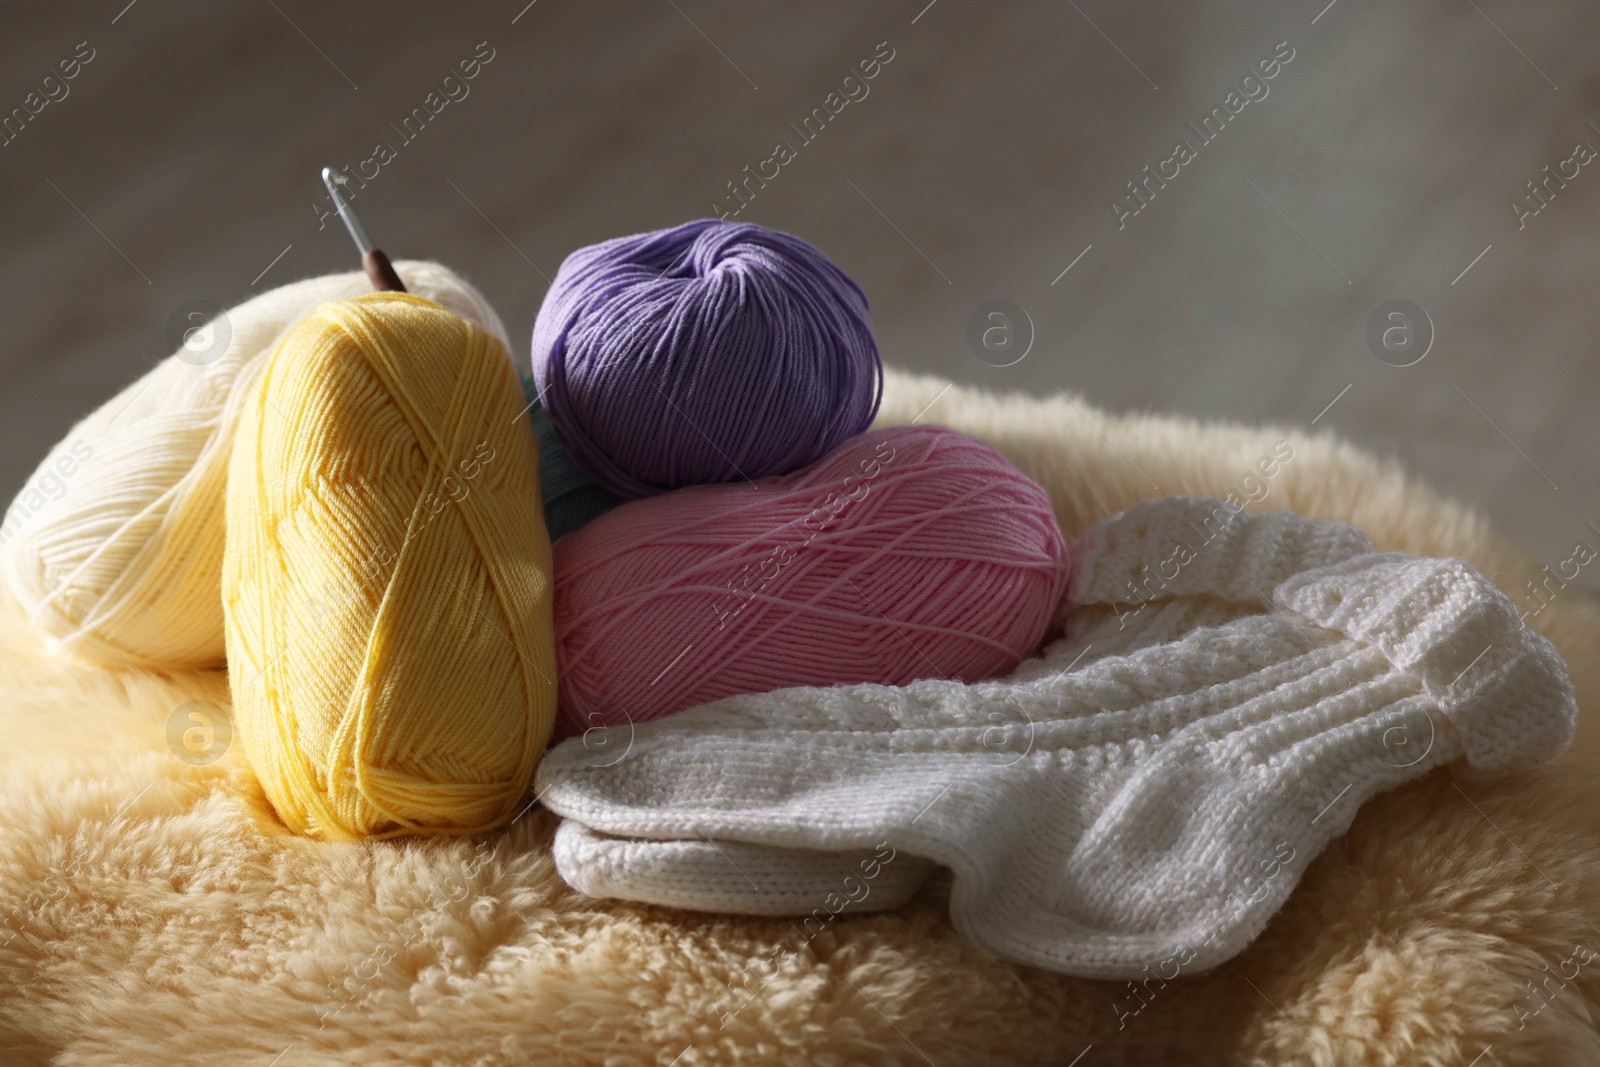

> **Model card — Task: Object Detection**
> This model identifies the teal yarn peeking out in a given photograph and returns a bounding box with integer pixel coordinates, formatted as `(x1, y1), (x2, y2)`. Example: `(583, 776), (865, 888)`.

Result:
(518, 371), (625, 541)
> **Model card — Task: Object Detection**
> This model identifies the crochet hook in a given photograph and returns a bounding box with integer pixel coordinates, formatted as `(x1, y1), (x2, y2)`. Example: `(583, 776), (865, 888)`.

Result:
(321, 166), (407, 294)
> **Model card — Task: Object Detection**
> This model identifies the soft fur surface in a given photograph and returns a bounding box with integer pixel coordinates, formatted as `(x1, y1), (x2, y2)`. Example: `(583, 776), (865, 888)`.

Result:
(3, 368), (1598, 1066)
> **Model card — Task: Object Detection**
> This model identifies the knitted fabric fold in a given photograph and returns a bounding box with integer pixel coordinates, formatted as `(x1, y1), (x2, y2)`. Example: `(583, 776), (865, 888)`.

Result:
(535, 497), (1577, 979)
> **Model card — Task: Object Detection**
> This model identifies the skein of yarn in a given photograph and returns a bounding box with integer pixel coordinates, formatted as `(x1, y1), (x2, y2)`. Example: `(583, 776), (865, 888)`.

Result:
(514, 370), (625, 541)
(223, 292), (556, 841)
(1, 262), (505, 670)
(531, 219), (883, 498)
(553, 425), (1071, 731)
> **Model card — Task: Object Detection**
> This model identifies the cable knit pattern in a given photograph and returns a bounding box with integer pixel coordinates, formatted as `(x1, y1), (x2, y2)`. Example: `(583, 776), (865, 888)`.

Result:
(536, 497), (1578, 979)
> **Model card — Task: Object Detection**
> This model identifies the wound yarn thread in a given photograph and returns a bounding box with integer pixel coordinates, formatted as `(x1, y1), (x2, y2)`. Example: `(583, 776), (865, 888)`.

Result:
(223, 292), (556, 841)
(552, 425), (1070, 732)
(1, 262), (505, 670)
(515, 370), (625, 541)
(531, 219), (883, 498)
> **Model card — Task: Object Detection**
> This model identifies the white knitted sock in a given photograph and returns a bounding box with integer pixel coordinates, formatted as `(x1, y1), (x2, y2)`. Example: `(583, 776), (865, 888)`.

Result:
(537, 498), (1576, 979)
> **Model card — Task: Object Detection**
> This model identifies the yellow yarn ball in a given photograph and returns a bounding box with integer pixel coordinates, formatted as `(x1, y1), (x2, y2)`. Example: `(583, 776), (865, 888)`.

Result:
(223, 292), (556, 841)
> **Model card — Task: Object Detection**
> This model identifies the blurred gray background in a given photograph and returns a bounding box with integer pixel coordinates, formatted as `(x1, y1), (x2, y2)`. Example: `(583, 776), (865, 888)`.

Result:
(1, 0), (1595, 584)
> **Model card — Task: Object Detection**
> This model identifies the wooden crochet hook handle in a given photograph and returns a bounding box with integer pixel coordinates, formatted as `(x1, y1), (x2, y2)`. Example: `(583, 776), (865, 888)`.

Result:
(362, 250), (405, 294)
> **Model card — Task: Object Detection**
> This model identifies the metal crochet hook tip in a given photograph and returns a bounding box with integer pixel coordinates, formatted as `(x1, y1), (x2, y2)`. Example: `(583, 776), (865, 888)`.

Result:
(322, 166), (373, 255)
(321, 166), (406, 293)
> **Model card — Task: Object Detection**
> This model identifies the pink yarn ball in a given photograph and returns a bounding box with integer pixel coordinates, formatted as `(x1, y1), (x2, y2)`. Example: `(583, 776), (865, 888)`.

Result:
(552, 425), (1071, 732)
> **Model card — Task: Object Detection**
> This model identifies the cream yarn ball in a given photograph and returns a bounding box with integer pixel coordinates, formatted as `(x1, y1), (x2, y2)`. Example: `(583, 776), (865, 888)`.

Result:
(0, 262), (507, 670)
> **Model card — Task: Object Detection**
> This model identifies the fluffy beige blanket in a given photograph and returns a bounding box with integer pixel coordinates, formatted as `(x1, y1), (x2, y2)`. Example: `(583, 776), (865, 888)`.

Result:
(3, 369), (1597, 1066)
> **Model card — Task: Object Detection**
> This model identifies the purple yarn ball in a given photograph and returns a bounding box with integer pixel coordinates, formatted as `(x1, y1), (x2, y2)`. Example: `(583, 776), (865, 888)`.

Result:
(530, 219), (883, 498)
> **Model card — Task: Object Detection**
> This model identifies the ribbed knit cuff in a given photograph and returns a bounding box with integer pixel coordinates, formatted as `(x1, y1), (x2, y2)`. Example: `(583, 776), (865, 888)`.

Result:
(1276, 553), (1577, 775)
(1067, 496), (1372, 613)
